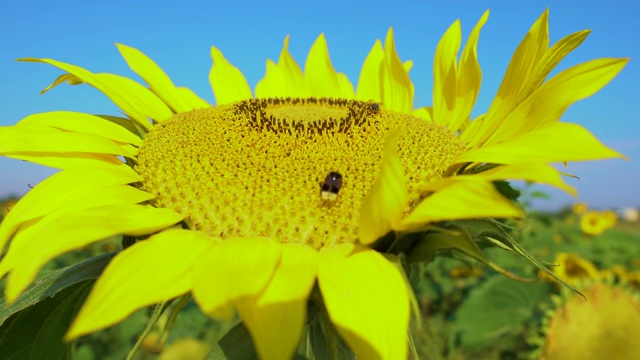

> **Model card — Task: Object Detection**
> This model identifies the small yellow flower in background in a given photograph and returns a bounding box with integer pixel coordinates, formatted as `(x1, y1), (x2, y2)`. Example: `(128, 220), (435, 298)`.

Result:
(159, 338), (210, 360)
(601, 209), (618, 227)
(580, 209), (617, 235)
(598, 265), (640, 289)
(540, 252), (600, 286)
(624, 271), (640, 288)
(571, 201), (588, 215)
(0, 9), (628, 359)
(600, 265), (629, 281)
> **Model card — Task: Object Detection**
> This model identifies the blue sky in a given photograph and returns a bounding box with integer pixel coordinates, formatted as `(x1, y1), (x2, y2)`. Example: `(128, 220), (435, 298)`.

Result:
(1, 0), (638, 211)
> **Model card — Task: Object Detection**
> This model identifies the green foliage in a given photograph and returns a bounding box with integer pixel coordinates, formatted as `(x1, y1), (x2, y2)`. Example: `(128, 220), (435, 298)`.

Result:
(206, 320), (258, 360)
(493, 181), (521, 202)
(454, 276), (549, 349)
(0, 281), (93, 359)
(0, 252), (115, 326)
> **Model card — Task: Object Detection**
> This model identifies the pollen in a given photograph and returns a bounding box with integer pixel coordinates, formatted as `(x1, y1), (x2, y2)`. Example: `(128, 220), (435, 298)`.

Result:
(135, 98), (465, 249)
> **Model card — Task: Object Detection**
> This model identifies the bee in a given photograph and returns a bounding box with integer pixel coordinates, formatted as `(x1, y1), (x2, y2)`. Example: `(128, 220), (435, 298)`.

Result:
(368, 100), (381, 113)
(321, 171), (343, 202)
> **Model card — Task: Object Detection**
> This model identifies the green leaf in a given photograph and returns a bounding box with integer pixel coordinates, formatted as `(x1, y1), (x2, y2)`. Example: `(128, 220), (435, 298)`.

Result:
(454, 276), (548, 349)
(0, 280), (93, 359)
(0, 251), (116, 327)
(205, 320), (258, 360)
(530, 190), (551, 200)
(297, 303), (355, 360)
(493, 180), (521, 201)
(298, 315), (327, 360)
(406, 230), (532, 282)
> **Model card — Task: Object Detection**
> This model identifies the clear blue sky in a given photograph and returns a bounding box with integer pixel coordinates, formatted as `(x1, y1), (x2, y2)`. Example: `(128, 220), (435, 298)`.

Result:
(1, 0), (638, 211)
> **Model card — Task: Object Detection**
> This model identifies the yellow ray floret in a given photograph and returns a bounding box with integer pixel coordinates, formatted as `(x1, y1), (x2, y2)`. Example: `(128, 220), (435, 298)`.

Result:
(318, 243), (409, 360)
(236, 244), (318, 360)
(116, 43), (210, 113)
(66, 229), (212, 339)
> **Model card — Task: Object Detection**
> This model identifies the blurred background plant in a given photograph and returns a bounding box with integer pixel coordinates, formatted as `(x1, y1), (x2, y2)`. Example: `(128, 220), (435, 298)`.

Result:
(1, 193), (638, 359)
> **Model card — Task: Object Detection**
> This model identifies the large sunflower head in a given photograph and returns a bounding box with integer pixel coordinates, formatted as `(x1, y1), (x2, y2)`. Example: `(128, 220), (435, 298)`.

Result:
(0, 9), (628, 359)
(136, 97), (464, 248)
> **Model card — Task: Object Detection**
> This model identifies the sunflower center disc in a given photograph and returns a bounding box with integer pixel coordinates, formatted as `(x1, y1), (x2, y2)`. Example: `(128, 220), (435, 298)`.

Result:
(135, 98), (465, 248)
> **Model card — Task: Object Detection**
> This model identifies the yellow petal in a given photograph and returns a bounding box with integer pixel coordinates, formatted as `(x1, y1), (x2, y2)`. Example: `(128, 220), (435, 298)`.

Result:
(495, 9), (550, 101)
(448, 10), (489, 132)
(432, 19), (462, 128)
(208, 46), (253, 105)
(259, 244), (317, 305)
(521, 29), (590, 103)
(472, 162), (577, 195)
(0, 125), (136, 157)
(116, 43), (210, 113)
(4, 152), (126, 170)
(403, 60), (413, 73)
(304, 33), (355, 98)
(98, 114), (145, 138)
(192, 238), (281, 320)
(99, 73), (174, 124)
(356, 39), (384, 102)
(381, 28), (414, 113)
(485, 58), (629, 146)
(255, 60), (282, 98)
(412, 107), (433, 122)
(359, 130), (408, 245)
(337, 73), (355, 98)
(455, 122), (625, 164)
(465, 10), (549, 147)
(0, 165), (141, 252)
(433, 162), (576, 195)
(46, 73), (84, 87)
(276, 35), (308, 96)
(19, 58), (174, 131)
(460, 113), (485, 139)
(255, 35), (308, 98)
(2, 204), (184, 303)
(401, 181), (522, 229)
(236, 244), (317, 360)
(66, 228), (212, 339)
(17, 111), (142, 146)
(318, 244), (409, 360)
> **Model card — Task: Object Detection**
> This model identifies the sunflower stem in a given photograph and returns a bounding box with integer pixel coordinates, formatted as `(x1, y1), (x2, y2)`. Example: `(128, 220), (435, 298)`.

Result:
(125, 299), (173, 360)
(160, 293), (191, 345)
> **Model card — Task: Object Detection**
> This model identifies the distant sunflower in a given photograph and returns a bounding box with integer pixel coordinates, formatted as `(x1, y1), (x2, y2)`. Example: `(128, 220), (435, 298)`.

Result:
(0, 9), (627, 359)
(571, 202), (588, 215)
(540, 252), (600, 286)
(536, 282), (640, 360)
(580, 209), (617, 235)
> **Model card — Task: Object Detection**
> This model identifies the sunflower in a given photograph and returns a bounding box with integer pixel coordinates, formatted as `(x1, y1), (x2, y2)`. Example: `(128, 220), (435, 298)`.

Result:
(539, 252), (600, 287)
(0, 9), (627, 359)
(534, 282), (640, 360)
(571, 202), (588, 215)
(580, 209), (617, 236)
